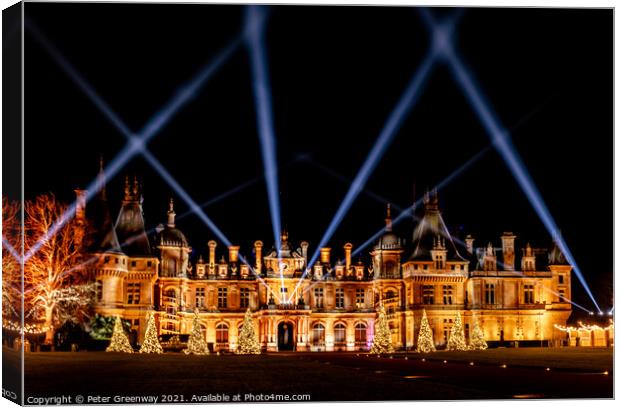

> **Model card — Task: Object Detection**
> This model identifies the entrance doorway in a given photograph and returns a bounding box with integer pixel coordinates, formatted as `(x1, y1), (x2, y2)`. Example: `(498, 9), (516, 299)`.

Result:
(278, 322), (294, 351)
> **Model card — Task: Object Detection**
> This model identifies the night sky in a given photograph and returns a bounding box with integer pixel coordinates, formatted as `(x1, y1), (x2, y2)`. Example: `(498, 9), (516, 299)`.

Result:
(22, 4), (612, 315)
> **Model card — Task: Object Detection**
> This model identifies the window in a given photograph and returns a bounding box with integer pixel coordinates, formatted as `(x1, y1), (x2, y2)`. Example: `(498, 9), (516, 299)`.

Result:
(443, 318), (453, 343)
(484, 283), (496, 305)
(104, 256), (110, 264)
(423, 264), (429, 270)
(312, 323), (325, 345)
(336, 288), (344, 308)
(96, 280), (103, 302)
(216, 323), (228, 344)
(131, 261), (136, 267)
(115, 258), (119, 264)
(195, 287), (205, 308)
(218, 287), (228, 308)
(164, 289), (176, 304)
(558, 289), (566, 302)
(355, 323), (367, 344)
(442, 285), (454, 305)
(280, 287), (288, 293)
(435, 256), (445, 270)
(127, 282), (140, 304)
(523, 284), (534, 304)
(355, 289), (365, 309)
(558, 275), (564, 284)
(240, 288), (250, 309)
(334, 323), (346, 345)
(147, 261), (152, 268)
(423, 285), (434, 305)
(314, 288), (324, 308)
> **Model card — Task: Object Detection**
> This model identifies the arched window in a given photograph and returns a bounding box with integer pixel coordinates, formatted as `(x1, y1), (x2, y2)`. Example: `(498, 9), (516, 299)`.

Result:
(164, 289), (176, 302)
(216, 323), (228, 344)
(355, 323), (367, 345)
(312, 323), (325, 345)
(334, 323), (346, 345)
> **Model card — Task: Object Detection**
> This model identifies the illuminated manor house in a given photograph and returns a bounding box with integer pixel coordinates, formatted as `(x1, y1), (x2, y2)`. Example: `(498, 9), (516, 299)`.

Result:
(85, 166), (572, 352)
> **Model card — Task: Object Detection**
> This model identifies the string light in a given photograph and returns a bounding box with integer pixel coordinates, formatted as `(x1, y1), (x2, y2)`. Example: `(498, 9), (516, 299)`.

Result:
(236, 309), (261, 355)
(106, 316), (133, 353)
(469, 317), (488, 350)
(184, 310), (210, 355)
(139, 312), (163, 354)
(416, 309), (436, 353)
(369, 306), (394, 354)
(446, 312), (467, 351)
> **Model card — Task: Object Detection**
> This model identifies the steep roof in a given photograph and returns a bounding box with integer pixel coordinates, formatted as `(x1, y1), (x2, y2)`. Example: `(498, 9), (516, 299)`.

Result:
(87, 161), (122, 254)
(406, 190), (467, 262)
(114, 177), (152, 257)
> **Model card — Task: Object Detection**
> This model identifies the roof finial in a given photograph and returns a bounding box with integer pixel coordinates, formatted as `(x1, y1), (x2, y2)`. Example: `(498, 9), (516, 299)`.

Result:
(385, 203), (393, 232)
(167, 197), (176, 227)
(123, 175), (131, 201)
(96, 155), (107, 200)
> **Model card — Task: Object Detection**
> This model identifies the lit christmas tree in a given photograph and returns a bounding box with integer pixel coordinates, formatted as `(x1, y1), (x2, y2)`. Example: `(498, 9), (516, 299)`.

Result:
(236, 308), (260, 354)
(184, 310), (209, 355)
(139, 312), (163, 354)
(106, 316), (133, 353)
(469, 317), (488, 350)
(446, 311), (467, 351)
(370, 306), (394, 354)
(416, 309), (436, 353)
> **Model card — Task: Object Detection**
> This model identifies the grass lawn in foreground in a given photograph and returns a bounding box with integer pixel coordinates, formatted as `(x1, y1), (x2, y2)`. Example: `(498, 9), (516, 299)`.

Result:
(393, 347), (613, 371)
(12, 347), (613, 402)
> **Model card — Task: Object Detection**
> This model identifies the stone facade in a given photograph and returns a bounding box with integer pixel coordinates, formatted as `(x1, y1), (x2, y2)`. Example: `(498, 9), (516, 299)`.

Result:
(86, 169), (572, 351)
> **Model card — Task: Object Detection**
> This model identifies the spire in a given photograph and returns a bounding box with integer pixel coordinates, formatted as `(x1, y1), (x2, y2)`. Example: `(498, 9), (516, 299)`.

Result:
(96, 155), (107, 201)
(424, 187), (439, 212)
(385, 203), (393, 232)
(123, 176), (131, 201)
(167, 198), (176, 227)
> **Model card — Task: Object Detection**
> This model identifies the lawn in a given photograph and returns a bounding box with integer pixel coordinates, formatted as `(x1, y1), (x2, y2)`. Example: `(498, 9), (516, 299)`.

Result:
(394, 347), (614, 371)
(8, 347), (613, 402)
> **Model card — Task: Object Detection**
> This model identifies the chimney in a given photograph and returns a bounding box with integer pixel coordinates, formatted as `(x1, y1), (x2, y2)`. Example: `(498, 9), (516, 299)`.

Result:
(300, 241), (309, 262)
(343, 243), (352, 270)
(320, 247), (331, 264)
(465, 235), (475, 255)
(74, 189), (86, 224)
(228, 245), (239, 263)
(208, 240), (217, 266)
(254, 241), (263, 272)
(501, 232), (516, 271)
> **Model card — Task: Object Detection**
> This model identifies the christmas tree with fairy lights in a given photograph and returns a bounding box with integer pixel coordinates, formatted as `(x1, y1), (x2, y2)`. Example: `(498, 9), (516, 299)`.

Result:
(139, 312), (163, 354)
(416, 309), (436, 353)
(184, 309), (209, 355)
(370, 306), (394, 354)
(236, 308), (261, 354)
(469, 317), (488, 350)
(447, 311), (467, 351)
(106, 316), (133, 353)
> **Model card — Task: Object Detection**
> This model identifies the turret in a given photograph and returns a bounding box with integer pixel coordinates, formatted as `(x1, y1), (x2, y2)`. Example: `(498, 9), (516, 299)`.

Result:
(167, 198), (176, 227)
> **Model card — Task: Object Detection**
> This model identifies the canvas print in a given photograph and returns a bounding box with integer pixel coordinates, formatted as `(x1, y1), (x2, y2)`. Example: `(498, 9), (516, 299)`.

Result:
(1, 1), (613, 404)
